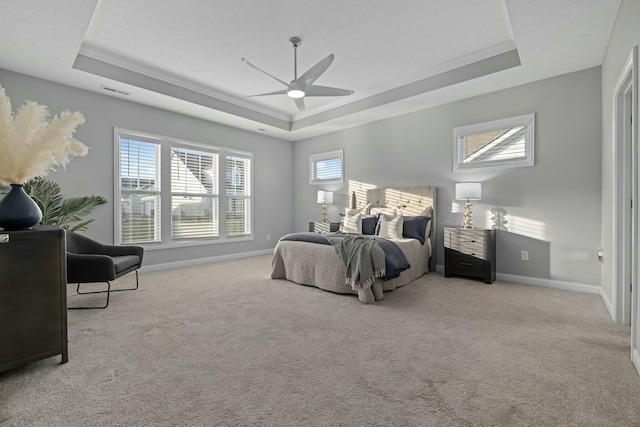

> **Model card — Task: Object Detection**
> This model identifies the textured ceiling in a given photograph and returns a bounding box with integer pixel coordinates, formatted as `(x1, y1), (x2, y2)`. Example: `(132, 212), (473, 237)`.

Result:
(0, 0), (622, 141)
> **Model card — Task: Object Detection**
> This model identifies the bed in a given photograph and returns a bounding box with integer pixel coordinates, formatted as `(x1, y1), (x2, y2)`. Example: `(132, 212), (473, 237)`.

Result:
(271, 186), (437, 303)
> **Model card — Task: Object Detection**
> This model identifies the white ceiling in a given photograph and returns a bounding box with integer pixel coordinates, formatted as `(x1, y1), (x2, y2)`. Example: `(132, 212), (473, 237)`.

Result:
(0, 0), (621, 141)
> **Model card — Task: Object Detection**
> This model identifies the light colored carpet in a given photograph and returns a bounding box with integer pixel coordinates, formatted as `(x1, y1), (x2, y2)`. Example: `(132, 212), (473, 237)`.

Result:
(1, 254), (639, 426)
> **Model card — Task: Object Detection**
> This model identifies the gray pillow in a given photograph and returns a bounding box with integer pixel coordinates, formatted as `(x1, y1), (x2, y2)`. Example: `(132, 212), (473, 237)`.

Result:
(402, 216), (430, 244)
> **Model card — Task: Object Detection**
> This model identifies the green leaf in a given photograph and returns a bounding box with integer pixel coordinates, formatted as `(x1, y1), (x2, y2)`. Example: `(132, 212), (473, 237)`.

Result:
(52, 196), (108, 228)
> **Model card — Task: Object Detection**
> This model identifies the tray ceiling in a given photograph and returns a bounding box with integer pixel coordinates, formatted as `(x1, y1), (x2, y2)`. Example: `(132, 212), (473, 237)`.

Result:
(0, 0), (621, 141)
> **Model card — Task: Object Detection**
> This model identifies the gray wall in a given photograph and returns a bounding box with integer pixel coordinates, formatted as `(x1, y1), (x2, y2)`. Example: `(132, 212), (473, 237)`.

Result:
(600, 0), (640, 348)
(0, 69), (294, 268)
(293, 67), (602, 286)
(0, 65), (603, 286)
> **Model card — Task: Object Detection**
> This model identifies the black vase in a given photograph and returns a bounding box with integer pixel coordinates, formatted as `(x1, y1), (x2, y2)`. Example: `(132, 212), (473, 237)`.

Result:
(0, 184), (43, 230)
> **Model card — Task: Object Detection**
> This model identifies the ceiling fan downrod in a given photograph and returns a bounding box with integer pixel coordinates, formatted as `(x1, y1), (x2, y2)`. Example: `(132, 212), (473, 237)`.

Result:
(289, 37), (301, 80)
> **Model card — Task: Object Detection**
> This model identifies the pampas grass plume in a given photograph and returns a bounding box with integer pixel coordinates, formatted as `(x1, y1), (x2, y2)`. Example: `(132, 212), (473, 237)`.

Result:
(0, 85), (87, 185)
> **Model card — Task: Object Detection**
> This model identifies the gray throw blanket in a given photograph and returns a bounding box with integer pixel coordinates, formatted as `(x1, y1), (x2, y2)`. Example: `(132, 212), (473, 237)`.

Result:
(324, 235), (386, 291)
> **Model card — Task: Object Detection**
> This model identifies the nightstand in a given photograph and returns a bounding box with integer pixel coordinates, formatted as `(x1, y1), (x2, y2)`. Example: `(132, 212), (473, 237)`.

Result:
(444, 227), (496, 284)
(309, 222), (340, 234)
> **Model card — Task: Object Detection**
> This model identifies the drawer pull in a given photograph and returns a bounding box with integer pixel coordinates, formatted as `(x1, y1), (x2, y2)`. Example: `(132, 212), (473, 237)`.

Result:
(0, 234), (8, 243)
(460, 262), (473, 266)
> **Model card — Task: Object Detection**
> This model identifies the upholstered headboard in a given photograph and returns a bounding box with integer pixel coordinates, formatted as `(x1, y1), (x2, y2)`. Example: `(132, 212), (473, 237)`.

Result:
(366, 186), (437, 270)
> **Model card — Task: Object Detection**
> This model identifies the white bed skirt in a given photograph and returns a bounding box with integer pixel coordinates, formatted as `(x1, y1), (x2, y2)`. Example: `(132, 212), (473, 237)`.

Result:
(271, 237), (431, 303)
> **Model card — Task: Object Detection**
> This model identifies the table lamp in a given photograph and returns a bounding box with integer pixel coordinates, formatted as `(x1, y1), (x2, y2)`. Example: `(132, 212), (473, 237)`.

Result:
(317, 191), (333, 223)
(455, 183), (481, 229)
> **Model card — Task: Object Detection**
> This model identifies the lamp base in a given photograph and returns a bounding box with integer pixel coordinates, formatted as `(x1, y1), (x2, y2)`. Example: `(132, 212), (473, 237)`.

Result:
(463, 202), (473, 229)
(321, 203), (328, 223)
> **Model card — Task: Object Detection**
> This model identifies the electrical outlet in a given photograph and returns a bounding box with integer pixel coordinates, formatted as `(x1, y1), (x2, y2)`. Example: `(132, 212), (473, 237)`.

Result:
(521, 250), (529, 261)
(266, 234), (271, 241)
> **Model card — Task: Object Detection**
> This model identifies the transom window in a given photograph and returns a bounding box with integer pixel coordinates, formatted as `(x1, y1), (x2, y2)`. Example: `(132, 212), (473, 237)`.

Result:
(453, 114), (535, 172)
(309, 149), (344, 185)
(115, 128), (252, 246)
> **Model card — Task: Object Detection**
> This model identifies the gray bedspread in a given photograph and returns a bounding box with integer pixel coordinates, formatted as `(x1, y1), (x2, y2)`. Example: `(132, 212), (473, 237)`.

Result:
(279, 232), (410, 290)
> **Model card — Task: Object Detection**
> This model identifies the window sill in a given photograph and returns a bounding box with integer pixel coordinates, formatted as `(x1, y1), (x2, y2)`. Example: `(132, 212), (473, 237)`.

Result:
(141, 235), (253, 251)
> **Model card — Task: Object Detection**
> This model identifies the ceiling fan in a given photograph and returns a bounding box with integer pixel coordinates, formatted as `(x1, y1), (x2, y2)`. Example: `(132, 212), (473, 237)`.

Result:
(241, 37), (354, 111)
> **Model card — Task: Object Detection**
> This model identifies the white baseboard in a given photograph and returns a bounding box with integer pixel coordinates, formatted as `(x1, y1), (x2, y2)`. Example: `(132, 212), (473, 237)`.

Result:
(633, 348), (640, 377)
(435, 264), (600, 294)
(599, 288), (615, 320)
(496, 272), (600, 294)
(140, 248), (274, 273)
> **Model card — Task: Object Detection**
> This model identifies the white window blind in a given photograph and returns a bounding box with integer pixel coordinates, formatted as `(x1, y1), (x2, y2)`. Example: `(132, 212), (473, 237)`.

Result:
(309, 150), (343, 185)
(171, 146), (219, 240)
(118, 138), (161, 244)
(115, 128), (253, 246)
(225, 154), (251, 237)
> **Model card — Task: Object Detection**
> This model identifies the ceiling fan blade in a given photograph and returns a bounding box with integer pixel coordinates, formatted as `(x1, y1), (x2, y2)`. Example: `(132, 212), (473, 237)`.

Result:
(241, 58), (288, 87)
(295, 54), (335, 89)
(243, 90), (287, 97)
(294, 97), (305, 111)
(305, 85), (354, 97)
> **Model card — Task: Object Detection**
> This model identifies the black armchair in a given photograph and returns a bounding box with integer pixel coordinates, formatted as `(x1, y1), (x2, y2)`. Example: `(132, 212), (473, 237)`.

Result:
(66, 232), (144, 309)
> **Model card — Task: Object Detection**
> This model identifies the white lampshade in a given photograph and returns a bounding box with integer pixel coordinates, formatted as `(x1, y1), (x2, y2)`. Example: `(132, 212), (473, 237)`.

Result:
(455, 183), (482, 201)
(317, 191), (334, 204)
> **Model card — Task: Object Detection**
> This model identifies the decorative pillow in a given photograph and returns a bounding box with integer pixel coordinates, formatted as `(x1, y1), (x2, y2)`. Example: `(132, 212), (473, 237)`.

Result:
(377, 213), (403, 239)
(402, 216), (430, 245)
(374, 209), (398, 234)
(341, 212), (362, 234)
(361, 214), (378, 235)
(345, 202), (371, 216)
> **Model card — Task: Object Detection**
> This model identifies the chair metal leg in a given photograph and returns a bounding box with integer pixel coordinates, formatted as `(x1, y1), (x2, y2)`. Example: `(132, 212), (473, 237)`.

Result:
(110, 269), (140, 292)
(67, 270), (139, 309)
(68, 281), (111, 309)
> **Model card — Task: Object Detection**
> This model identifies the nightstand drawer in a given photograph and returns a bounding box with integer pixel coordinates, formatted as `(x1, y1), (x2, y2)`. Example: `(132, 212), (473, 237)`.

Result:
(449, 250), (485, 274)
(451, 239), (486, 258)
(445, 229), (487, 258)
(309, 222), (340, 234)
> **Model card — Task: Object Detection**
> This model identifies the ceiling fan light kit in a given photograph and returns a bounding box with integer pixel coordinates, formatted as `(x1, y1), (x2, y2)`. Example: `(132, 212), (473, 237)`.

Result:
(242, 36), (354, 111)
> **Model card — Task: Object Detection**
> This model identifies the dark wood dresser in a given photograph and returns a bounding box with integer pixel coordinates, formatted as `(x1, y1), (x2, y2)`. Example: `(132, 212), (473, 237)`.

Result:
(0, 225), (68, 372)
(444, 227), (496, 284)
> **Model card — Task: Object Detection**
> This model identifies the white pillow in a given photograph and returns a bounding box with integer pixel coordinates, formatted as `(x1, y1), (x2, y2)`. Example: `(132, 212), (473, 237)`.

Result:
(346, 202), (372, 216)
(378, 213), (403, 239)
(342, 212), (362, 234)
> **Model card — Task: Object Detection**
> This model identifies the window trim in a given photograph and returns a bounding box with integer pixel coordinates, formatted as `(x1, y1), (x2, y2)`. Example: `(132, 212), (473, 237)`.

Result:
(453, 113), (535, 172)
(309, 149), (344, 185)
(114, 127), (253, 249)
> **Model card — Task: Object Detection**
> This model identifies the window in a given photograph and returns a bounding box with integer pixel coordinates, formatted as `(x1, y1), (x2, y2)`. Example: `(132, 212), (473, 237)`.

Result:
(118, 137), (161, 244)
(309, 149), (343, 185)
(171, 145), (219, 240)
(226, 154), (251, 237)
(453, 113), (535, 172)
(115, 128), (253, 247)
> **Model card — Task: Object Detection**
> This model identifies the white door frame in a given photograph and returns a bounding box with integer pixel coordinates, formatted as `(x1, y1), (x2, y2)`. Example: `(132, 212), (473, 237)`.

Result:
(631, 45), (640, 372)
(613, 48), (636, 326)
(613, 46), (638, 369)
